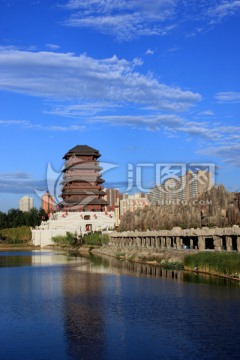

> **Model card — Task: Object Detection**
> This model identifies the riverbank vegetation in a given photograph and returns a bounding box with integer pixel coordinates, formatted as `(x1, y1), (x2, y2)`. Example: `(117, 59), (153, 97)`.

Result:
(52, 232), (76, 245)
(0, 208), (48, 229)
(0, 226), (31, 244)
(184, 252), (240, 278)
(83, 232), (109, 246)
(52, 231), (109, 247)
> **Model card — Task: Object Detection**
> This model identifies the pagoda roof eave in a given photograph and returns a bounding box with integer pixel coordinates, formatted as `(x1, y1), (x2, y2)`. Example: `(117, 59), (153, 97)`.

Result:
(63, 145), (101, 159)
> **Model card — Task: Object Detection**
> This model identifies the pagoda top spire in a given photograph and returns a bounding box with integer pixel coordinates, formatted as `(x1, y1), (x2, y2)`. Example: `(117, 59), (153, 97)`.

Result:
(63, 145), (101, 159)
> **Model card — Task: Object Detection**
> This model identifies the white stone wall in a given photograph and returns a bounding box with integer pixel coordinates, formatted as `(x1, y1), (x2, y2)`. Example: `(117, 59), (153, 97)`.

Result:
(32, 211), (115, 247)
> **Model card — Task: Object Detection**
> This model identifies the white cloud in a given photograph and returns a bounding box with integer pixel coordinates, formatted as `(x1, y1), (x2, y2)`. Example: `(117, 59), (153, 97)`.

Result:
(215, 91), (240, 103)
(199, 144), (240, 167)
(145, 49), (155, 55)
(90, 114), (182, 129)
(0, 120), (30, 126)
(208, 1), (240, 19)
(0, 48), (201, 112)
(0, 172), (31, 180)
(63, 0), (178, 40)
(0, 119), (85, 132)
(198, 110), (215, 116)
(46, 101), (120, 117)
(62, 1), (240, 40)
(45, 43), (60, 50)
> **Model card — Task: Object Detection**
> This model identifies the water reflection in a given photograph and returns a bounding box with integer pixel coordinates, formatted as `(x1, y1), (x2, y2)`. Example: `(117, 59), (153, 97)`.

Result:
(0, 250), (84, 268)
(62, 264), (106, 359)
(72, 252), (240, 287)
(0, 250), (240, 360)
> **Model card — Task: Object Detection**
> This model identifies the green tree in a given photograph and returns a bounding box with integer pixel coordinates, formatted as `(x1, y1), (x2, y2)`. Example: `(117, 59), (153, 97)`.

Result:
(0, 211), (8, 229)
(7, 209), (25, 228)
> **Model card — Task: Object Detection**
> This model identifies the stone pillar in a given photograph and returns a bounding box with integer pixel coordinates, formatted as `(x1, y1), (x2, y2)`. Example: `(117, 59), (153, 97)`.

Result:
(198, 236), (205, 251)
(176, 236), (182, 250)
(142, 237), (146, 247)
(156, 237), (161, 249)
(161, 237), (166, 248)
(145, 237), (149, 248)
(166, 237), (171, 249)
(136, 237), (141, 247)
(213, 235), (223, 251)
(236, 237), (240, 252)
(226, 236), (233, 252)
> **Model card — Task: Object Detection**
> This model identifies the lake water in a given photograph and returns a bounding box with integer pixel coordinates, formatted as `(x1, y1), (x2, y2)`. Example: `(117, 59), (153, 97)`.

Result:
(0, 250), (239, 360)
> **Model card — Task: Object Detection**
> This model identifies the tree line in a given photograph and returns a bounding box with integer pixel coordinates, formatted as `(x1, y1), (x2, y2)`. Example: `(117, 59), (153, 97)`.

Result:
(0, 208), (48, 230)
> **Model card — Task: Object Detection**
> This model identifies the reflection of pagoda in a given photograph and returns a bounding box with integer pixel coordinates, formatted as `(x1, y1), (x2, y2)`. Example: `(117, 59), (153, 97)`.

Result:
(60, 145), (107, 212)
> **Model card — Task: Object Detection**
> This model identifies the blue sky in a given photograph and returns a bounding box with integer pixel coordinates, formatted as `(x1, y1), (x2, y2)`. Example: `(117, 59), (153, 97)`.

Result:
(0, 0), (240, 211)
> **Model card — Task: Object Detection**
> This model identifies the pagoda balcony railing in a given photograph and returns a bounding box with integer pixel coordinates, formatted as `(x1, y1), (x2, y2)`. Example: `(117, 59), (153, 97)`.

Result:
(62, 175), (99, 182)
(63, 170), (101, 177)
(62, 189), (105, 195)
(62, 184), (102, 189)
(64, 163), (102, 171)
(65, 158), (99, 166)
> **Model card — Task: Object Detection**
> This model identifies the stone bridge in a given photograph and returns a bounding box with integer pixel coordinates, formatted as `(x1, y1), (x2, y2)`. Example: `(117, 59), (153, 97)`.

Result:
(109, 226), (240, 252)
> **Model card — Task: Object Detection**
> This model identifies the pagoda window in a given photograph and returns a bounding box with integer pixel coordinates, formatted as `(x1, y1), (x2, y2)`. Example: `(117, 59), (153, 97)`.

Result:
(84, 215), (90, 220)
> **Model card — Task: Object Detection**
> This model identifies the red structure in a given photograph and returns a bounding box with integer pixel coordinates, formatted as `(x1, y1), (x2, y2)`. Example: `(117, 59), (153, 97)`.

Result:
(60, 145), (107, 212)
(41, 191), (55, 214)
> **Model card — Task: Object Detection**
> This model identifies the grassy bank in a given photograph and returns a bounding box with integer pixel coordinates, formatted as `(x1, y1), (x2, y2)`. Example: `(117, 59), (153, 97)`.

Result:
(184, 252), (240, 278)
(0, 226), (31, 244)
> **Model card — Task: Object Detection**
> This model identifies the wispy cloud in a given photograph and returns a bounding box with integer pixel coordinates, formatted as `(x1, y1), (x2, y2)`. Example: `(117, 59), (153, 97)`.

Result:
(46, 101), (120, 117)
(0, 176), (47, 194)
(145, 48), (155, 55)
(0, 48), (201, 112)
(62, 0), (240, 40)
(199, 144), (240, 167)
(0, 119), (85, 132)
(208, 1), (240, 20)
(91, 114), (182, 130)
(0, 172), (31, 180)
(215, 91), (240, 103)
(45, 43), (60, 50)
(63, 0), (177, 40)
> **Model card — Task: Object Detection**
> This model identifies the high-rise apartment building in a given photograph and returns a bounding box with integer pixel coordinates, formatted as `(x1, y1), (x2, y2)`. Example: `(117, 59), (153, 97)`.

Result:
(19, 196), (34, 212)
(150, 170), (213, 206)
(41, 191), (55, 214)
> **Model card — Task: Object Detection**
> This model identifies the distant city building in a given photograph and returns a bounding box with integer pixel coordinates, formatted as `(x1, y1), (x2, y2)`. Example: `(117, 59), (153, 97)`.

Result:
(120, 192), (150, 216)
(41, 191), (55, 214)
(19, 196), (34, 212)
(104, 188), (123, 211)
(150, 170), (213, 206)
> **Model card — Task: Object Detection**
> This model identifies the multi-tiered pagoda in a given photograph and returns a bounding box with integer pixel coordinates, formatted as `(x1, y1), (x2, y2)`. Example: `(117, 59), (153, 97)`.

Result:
(60, 145), (107, 212)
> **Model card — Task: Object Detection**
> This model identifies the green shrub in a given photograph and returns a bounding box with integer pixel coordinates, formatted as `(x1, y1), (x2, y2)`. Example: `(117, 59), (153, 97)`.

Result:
(83, 232), (109, 246)
(52, 232), (76, 245)
(116, 252), (125, 258)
